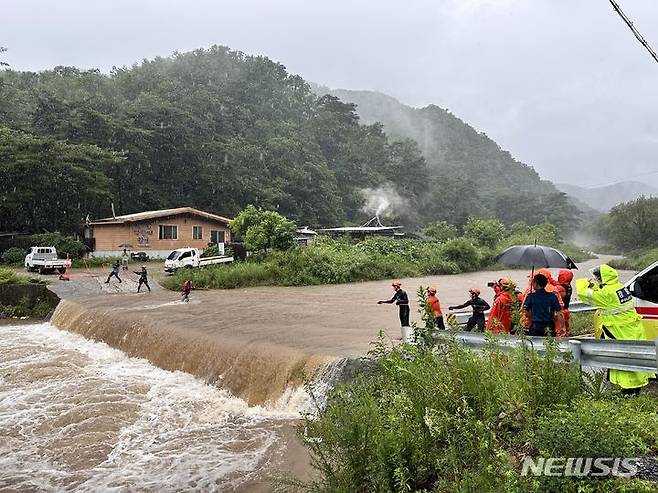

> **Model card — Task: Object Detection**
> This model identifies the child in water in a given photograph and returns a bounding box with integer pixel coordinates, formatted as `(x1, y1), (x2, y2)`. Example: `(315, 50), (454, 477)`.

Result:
(181, 279), (192, 302)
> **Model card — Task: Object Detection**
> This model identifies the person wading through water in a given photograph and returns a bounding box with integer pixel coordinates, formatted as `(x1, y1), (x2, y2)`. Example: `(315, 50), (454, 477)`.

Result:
(378, 280), (410, 328)
(182, 279), (192, 302)
(105, 260), (122, 284)
(135, 265), (151, 293)
(449, 288), (490, 332)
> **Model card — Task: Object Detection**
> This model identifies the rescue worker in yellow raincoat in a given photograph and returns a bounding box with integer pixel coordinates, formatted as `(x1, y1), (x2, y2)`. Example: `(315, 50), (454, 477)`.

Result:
(576, 264), (655, 394)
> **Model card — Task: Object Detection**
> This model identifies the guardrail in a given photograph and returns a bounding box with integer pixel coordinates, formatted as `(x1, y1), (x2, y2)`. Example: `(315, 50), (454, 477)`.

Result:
(437, 331), (658, 374)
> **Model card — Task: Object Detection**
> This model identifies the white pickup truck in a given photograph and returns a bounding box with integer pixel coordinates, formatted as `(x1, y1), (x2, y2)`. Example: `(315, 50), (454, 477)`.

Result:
(24, 246), (71, 274)
(163, 247), (233, 273)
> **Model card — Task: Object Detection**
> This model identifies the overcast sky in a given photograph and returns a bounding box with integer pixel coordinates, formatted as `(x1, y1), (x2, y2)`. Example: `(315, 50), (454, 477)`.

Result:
(4, 0), (658, 188)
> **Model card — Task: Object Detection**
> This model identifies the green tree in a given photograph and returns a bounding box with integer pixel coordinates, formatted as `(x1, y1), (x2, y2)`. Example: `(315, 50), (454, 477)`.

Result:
(463, 217), (506, 248)
(230, 205), (296, 252)
(421, 220), (457, 242)
(601, 196), (658, 251)
(0, 126), (119, 233)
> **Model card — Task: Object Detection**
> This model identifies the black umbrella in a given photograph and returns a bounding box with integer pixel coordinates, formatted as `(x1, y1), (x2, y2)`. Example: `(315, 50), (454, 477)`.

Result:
(495, 244), (578, 270)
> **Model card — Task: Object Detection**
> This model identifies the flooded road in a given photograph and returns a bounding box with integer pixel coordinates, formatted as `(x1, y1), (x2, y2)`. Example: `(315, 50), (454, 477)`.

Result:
(0, 323), (304, 492)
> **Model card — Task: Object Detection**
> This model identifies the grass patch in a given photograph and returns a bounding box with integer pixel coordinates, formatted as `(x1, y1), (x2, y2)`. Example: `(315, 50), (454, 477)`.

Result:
(285, 336), (658, 493)
(569, 311), (597, 337)
(162, 236), (591, 291)
(608, 247), (658, 272)
(0, 268), (42, 285)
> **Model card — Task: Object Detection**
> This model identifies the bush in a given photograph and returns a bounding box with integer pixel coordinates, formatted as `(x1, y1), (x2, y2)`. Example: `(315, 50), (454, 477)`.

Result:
(569, 311), (596, 336)
(161, 261), (278, 290)
(201, 243), (220, 257)
(463, 217), (506, 248)
(0, 268), (39, 285)
(440, 238), (481, 271)
(2, 247), (26, 265)
(421, 221), (458, 242)
(292, 337), (658, 493)
(608, 247), (658, 272)
(535, 397), (658, 458)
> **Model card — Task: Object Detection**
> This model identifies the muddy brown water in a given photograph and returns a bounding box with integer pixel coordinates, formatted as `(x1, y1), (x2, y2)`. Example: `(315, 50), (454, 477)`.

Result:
(3, 256), (629, 491)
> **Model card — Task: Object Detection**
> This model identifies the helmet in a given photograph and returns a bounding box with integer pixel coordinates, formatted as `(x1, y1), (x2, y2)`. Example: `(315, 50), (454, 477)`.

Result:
(427, 286), (437, 294)
(469, 287), (480, 295)
(498, 277), (512, 287)
(392, 280), (402, 287)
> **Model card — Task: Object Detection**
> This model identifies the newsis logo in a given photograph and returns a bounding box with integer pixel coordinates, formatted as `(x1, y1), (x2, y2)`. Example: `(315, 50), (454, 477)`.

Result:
(521, 457), (640, 478)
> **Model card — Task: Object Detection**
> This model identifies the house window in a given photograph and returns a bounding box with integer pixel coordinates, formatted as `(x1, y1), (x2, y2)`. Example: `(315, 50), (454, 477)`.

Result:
(159, 224), (178, 240)
(193, 226), (203, 240)
(210, 230), (225, 244)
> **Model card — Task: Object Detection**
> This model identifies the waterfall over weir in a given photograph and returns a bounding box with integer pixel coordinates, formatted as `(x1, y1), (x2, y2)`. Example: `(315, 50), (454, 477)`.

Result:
(51, 299), (340, 407)
(0, 322), (317, 492)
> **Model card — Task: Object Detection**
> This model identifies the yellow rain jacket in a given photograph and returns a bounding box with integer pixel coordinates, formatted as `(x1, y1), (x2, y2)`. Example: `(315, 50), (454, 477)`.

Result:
(576, 264), (654, 389)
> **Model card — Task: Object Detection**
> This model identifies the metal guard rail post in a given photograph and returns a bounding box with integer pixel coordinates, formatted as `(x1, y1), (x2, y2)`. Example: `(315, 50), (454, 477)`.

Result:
(436, 332), (658, 374)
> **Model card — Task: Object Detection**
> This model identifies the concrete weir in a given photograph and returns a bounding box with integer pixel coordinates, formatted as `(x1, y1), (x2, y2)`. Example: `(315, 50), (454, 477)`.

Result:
(51, 299), (335, 406)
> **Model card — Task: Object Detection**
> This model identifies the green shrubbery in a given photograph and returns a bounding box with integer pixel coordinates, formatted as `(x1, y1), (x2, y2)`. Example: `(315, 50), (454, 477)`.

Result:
(161, 237), (476, 290)
(287, 337), (658, 493)
(0, 299), (52, 319)
(608, 247), (658, 272)
(1, 247), (26, 265)
(0, 268), (40, 285)
(0, 233), (87, 264)
(161, 227), (591, 291)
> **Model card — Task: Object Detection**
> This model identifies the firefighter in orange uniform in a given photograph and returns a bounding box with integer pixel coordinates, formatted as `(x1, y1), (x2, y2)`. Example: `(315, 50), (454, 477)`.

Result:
(486, 278), (516, 334)
(425, 286), (445, 330)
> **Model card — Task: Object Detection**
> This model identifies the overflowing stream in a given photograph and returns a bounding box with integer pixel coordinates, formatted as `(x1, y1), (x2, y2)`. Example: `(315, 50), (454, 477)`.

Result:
(0, 323), (306, 492)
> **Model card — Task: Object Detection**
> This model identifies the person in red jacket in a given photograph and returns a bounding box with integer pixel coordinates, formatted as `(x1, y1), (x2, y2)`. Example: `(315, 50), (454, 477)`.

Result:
(425, 286), (445, 330)
(556, 269), (574, 336)
(486, 278), (515, 334)
(182, 279), (192, 303)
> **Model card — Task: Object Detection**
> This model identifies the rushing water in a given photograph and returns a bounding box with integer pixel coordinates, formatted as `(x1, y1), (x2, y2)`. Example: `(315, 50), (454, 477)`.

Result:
(0, 323), (304, 492)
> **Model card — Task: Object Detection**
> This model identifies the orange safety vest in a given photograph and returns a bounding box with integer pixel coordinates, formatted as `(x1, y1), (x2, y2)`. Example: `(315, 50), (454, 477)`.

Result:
(426, 294), (442, 317)
(487, 290), (515, 334)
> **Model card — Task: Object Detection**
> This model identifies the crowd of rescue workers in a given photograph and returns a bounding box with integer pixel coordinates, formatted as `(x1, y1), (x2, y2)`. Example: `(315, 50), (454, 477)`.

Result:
(378, 263), (655, 395)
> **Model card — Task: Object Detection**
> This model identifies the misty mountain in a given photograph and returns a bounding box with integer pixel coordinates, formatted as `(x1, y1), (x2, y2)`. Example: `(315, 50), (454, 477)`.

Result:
(315, 87), (558, 196)
(311, 86), (580, 228)
(556, 181), (658, 211)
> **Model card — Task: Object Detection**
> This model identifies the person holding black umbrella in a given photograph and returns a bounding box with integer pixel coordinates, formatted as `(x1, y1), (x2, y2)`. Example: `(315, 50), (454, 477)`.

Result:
(523, 273), (562, 336)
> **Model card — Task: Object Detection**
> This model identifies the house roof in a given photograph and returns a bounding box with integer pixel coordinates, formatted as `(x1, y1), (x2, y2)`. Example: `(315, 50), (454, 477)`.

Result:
(90, 207), (232, 226)
(318, 226), (403, 233)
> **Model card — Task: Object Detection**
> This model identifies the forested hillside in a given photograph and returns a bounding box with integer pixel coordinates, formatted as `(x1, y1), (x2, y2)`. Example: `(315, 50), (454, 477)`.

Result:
(0, 46), (578, 234)
(321, 88), (579, 227)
